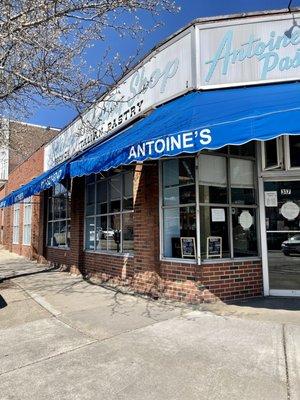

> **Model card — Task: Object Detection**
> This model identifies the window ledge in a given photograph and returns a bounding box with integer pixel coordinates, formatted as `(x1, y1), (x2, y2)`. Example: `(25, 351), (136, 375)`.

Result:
(160, 256), (261, 265)
(84, 250), (134, 258)
(47, 246), (70, 250)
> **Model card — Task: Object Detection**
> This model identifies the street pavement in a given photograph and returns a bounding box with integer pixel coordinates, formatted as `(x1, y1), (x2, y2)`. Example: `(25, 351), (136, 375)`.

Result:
(0, 247), (299, 400)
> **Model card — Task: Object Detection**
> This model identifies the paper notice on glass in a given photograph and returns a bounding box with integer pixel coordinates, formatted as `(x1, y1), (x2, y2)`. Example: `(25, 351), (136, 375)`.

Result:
(211, 208), (225, 222)
(265, 191), (278, 207)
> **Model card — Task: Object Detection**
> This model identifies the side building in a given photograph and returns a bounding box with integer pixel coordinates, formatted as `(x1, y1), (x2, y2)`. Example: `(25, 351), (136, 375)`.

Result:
(0, 120), (59, 257)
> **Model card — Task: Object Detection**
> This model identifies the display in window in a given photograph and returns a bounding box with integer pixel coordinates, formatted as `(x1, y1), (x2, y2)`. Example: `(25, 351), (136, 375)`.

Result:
(265, 191), (278, 207)
(280, 201), (300, 221)
(180, 237), (196, 259)
(211, 208), (225, 222)
(238, 210), (253, 230)
(200, 206), (230, 259)
(206, 236), (222, 259)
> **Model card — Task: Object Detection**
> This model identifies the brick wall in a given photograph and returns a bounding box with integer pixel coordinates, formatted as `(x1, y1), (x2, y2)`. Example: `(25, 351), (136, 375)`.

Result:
(2, 154), (263, 303)
(8, 121), (58, 173)
(160, 260), (263, 302)
(2, 147), (45, 260)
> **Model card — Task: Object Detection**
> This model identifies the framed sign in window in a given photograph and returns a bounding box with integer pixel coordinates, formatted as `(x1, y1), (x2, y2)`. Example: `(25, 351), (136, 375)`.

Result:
(207, 236), (222, 259)
(180, 237), (196, 259)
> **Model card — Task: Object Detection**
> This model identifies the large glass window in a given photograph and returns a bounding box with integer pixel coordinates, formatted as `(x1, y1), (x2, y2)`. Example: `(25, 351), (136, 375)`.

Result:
(261, 135), (300, 171)
(12, 203), (20, 244)
(161, 147), (258, 260)
(47, 180), (71, 247)
(85, 168), (134, 253)
(23, 197), (32, 245)
(162, 158), (196, 258)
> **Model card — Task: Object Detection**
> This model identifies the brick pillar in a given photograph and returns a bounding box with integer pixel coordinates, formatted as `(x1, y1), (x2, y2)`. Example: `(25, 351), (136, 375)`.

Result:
(33, 193), (45, 261)
(69, 177), (85, 274)
(133, 162), (160, 275)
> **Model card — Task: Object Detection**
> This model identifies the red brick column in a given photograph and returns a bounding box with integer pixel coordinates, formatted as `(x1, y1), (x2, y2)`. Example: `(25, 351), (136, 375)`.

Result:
(132, 162), (161, 294)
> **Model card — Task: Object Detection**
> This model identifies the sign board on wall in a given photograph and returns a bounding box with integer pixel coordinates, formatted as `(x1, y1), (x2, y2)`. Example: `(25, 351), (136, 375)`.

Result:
(198, 13), (300, 89)
(44, 11), (300, 170)
(44, 31), (193, 170)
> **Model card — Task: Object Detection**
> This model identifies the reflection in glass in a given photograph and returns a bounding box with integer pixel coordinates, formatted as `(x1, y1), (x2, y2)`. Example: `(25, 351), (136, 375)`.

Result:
(86, 184), (95, 216)
(122, 213), (134, 252)
(107, 214), (121, 252)
(109, 175), (121, 212)
(198, 155), (227, 204)
(47, 222), (53, 246)
(163, 158), (195, 206)
(163, 206), (196, 258)
(96, 216), (107, 251)
(123, 172), (133, 210)
(85, 217), (95, 250)
(268, 232), (300, 291)
(230, 158), (255, 205)
(96, 181), (107, 214)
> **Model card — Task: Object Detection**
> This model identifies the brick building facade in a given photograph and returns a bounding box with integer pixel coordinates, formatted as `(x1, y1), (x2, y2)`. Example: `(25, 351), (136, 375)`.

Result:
(1, 12), (300, 302)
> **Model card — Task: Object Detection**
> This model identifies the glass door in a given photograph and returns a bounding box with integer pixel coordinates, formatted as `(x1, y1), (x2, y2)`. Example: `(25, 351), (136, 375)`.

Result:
(264, 181), (300, 295)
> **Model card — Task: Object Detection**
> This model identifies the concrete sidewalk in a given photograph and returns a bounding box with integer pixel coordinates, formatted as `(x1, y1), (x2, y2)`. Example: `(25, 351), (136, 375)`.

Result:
(0, 248), (299, 400)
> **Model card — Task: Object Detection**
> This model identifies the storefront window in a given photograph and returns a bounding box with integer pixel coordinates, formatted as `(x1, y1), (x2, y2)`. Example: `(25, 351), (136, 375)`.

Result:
(161, 150), (258, 260)
(289, 136), (300, 168)
(198, 153), (258, 260)
(23, 197), (32, 246)
(263, 138), (282, 170)
(85, 168), (134, 253)
(162, 158), (196, 258)
(47, 180), (71, 247)
(12, 203), (20, 244)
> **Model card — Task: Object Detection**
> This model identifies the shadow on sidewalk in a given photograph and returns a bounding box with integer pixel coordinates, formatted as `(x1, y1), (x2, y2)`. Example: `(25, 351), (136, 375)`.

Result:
(0, 265), (60, 284)
(227, 296), (300, 312)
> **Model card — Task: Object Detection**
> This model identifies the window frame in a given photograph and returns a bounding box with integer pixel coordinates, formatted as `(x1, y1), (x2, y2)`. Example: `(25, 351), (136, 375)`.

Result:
(46, 182), (71, 249)
(159, 146), (260, 263)
(84, 169), (134, 255)
(22, 197), (32, 246)
(284, 135), (300, 171)
(12, 203), (20, 245)
(261, 137), (283, 171)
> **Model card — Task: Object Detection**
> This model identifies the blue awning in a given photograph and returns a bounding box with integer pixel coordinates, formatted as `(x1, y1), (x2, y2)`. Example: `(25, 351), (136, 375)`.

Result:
(70, 82), (300, 178)
(2, 81), (300, 208)
(0, 162), (69, 208)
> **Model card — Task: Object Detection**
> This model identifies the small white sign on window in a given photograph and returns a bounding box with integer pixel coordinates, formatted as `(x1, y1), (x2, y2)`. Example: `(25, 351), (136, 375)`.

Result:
(265, 191), (278, 207)
(211, 208), (225, 222)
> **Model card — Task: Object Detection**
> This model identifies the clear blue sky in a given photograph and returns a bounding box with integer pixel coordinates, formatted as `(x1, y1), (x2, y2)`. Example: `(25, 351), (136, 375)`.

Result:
(27, 0), (300, 129)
